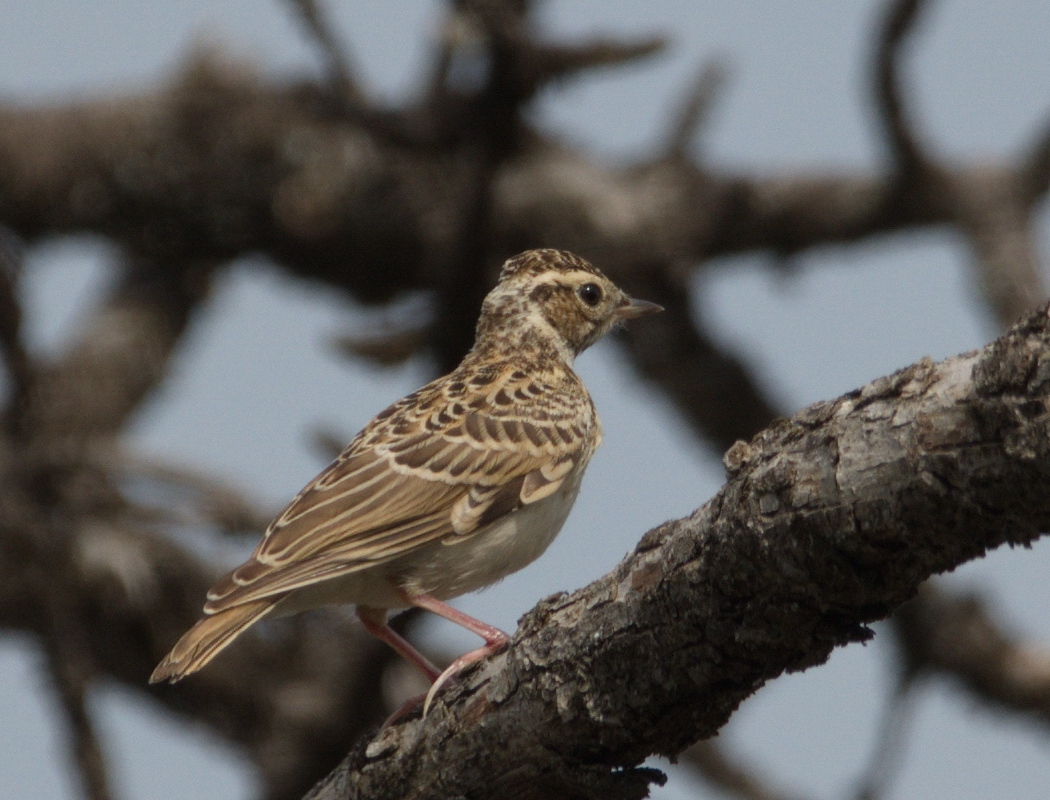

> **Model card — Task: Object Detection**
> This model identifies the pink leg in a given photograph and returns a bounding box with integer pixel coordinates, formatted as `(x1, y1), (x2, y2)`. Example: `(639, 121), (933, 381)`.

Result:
(396, 590), (510, 715)
(356, 605), (441, 682)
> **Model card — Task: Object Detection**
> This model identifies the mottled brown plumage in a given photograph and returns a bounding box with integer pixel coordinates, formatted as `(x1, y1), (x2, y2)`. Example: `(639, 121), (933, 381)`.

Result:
(151, 249), (661, 707)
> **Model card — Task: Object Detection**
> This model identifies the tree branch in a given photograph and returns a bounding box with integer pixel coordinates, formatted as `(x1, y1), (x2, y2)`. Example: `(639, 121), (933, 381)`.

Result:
(616, 265), (780, 451)
(682, 740), (804, 800)
(39, 547), (113, 800)
(873, 0), (931, 178)
(665, 59), (729, 161)
(852, 671), (914, 800)
(0, 230), (32, 436)
(305, 303), (1050, 799)
(1, 49), (1043, 294)
(893, 582), (1050, 726)
(868, 0), (1048, 327)
(1020, 115), (1050, 204)
(948, 169), (1048, 328)
(285, 0), (364, 107)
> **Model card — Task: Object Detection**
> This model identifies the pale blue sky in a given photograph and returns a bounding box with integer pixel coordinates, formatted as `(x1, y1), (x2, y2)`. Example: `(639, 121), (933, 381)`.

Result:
(2, 2), (1050, 799)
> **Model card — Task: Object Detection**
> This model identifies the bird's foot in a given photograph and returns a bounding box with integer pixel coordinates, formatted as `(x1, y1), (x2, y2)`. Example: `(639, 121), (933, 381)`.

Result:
(422, 636), (509, 717)
(380, 692), (426, 728)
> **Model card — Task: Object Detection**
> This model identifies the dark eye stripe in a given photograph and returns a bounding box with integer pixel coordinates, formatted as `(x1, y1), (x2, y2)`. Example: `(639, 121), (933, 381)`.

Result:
(529, 281), (574, 303)
(529, 279), (604, 307)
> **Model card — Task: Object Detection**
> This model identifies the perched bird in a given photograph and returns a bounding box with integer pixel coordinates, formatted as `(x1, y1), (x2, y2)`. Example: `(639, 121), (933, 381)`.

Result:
(150, 249), (662, 711)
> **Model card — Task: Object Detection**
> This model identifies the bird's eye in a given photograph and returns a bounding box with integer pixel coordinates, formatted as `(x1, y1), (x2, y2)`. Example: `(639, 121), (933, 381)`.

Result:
(578, 283), (602, 307)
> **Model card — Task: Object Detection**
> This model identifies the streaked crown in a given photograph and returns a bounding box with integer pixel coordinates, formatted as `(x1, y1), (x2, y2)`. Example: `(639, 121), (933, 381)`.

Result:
(497, 249), (602, 282)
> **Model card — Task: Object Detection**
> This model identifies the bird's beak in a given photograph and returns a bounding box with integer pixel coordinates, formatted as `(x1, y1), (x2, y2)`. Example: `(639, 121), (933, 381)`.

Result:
(615, 297), (664, 319)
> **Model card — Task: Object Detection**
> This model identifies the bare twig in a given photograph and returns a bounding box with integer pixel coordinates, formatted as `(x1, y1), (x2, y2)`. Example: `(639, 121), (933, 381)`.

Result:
(1019, 115), (1050, 205)
(115, 452), (272, 534)
(310, 428), (350, 461)
(892, 583), (1050, 726)
(28, 508), (114, 800)
(285, 0), (363, 106)
(852, 673), (915, 800)
(41, 601), (112, 800)
(331, 326), (429, 366)
(665, 59), (729, 161)
(950, 170), (1047, 327)
(682, 740), (803, 800)
(430, 1), (537, 370)
(873, 0), (931, 177)
(0, 230), (32, 435)
(529, 36), (667, 89)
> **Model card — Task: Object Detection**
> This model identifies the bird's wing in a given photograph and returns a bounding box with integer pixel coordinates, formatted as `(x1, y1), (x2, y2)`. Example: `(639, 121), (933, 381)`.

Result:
(204, 365), (596, 612)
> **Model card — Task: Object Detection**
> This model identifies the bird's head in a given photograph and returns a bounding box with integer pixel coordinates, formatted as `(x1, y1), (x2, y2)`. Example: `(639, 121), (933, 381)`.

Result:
(475, 249), (662, 361)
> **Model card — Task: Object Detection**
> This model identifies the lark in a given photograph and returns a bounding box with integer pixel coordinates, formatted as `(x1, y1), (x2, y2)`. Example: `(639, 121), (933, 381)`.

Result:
(151, 249), (662, 712)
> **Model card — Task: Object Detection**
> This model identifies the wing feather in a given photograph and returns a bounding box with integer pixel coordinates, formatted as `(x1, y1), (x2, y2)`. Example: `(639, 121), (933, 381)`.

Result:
(205, 511), (453, 611)
(204, 362), (598, 613)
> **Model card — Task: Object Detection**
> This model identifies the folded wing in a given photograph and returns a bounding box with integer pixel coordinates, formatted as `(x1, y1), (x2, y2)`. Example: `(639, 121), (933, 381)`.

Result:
(204, 368), (594, 614)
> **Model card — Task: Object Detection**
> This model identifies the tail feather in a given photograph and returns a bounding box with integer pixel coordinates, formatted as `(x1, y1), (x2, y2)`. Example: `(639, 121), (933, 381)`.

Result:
(150, 599), (277, 684)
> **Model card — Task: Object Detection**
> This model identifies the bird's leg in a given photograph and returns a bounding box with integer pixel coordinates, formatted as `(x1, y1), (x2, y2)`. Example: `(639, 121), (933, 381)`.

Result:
(357, 605), (447, 726)
(397, 590), (510, 715)
(355, 605), (441, 682)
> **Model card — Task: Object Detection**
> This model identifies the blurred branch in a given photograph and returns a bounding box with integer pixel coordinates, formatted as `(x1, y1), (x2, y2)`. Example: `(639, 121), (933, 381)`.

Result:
(1020, 115), (1050, 203)
(428, 2), (533, 371)
(450, 0), (664, 96)
(0, 230), (32, 435)
(949, 170), (1047, 327)
(682, 740), (803, 800)
(528, 36), (666, 88)
(0, 36), (1045, 369)
(665, 59), (729, 161)
(868, 0), (1047, 328)
(0, 502), (414, 800)
(893, 582), (1050, 726)
(873, 0), (931, 178)
(418, 1), (667, 370)
(24, 255), (215, 443)
(285, 0), (363, 107)
(852, 673), (915, 800)
(42, 626), (113, 800)
(331, 325), (429, 366)
(38, 534), (113, 800)
(310, 428), (350, 461)
(307, 305), (1050, 799)
(617, 266), (780, 451)
(114, 452), (273, 534)
(0, 51), (972, 268)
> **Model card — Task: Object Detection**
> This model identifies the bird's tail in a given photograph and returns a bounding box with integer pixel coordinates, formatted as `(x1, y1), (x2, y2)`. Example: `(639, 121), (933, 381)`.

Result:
(150, 599), (277, 684)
